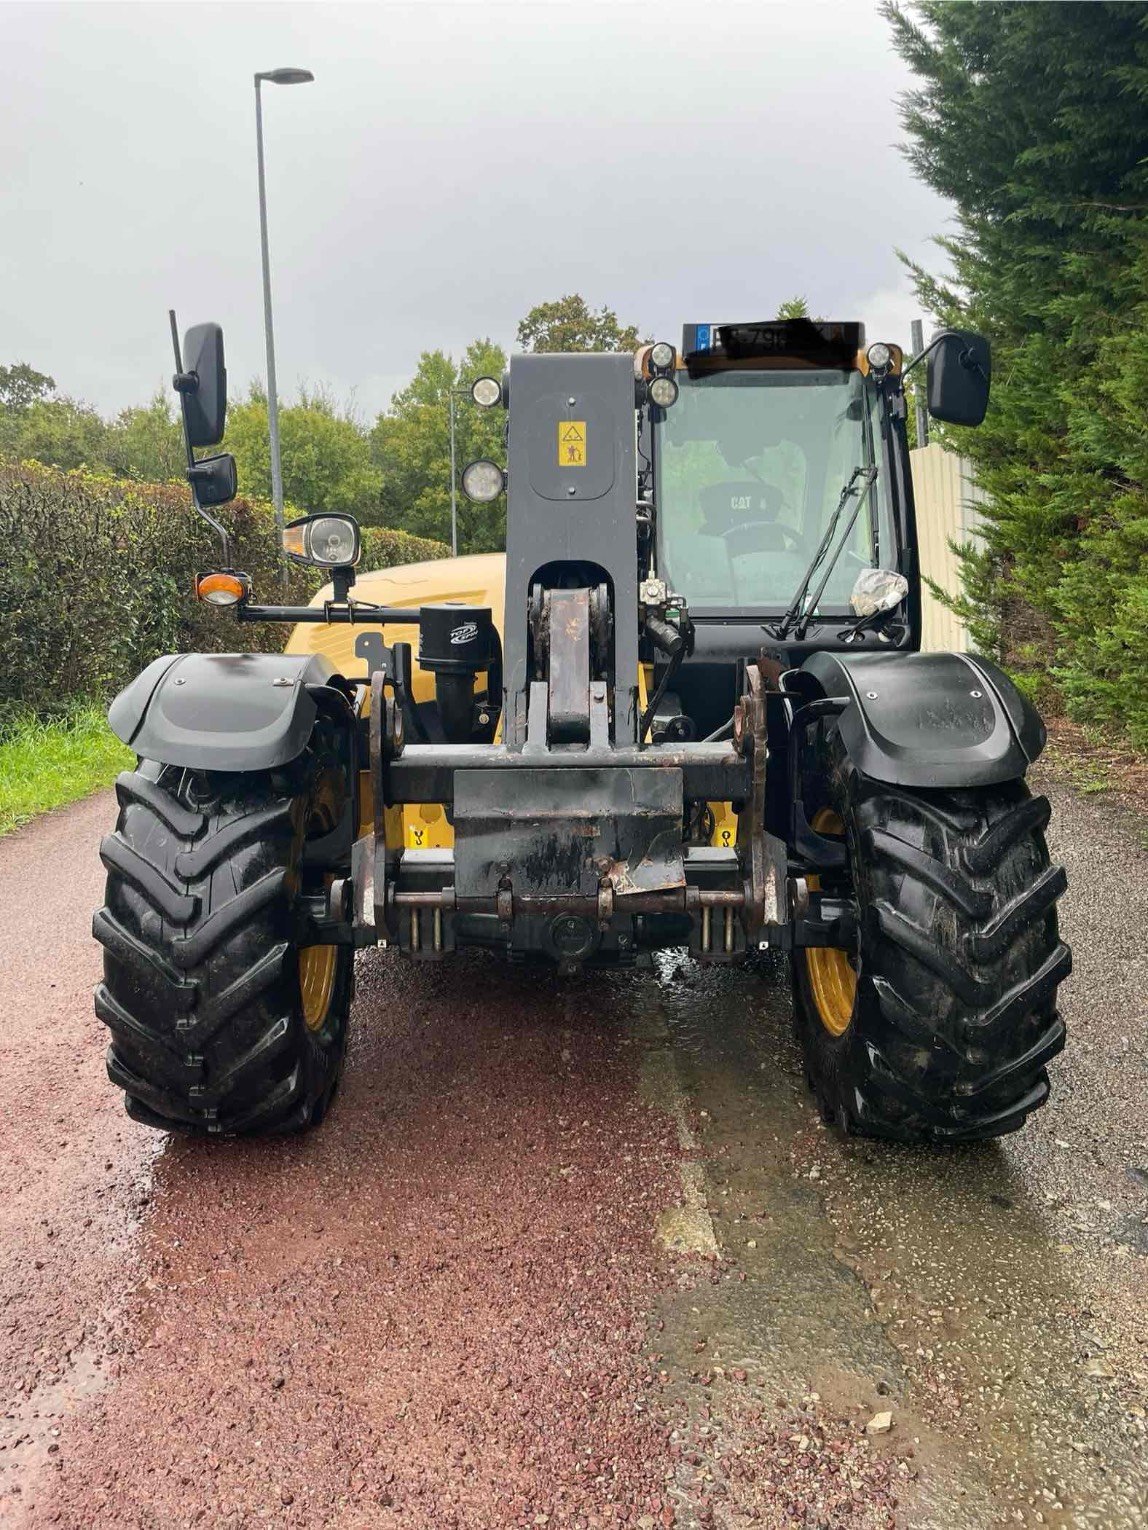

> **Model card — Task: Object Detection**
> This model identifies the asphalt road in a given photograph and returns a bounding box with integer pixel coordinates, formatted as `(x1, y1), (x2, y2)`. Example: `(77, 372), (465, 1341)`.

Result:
(0, 775), (1144, 1529)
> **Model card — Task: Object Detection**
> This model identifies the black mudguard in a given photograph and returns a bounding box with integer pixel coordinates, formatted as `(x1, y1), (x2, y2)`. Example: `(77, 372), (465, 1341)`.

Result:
(800, 650), (1045, 788)
(108, 651), (344, 771)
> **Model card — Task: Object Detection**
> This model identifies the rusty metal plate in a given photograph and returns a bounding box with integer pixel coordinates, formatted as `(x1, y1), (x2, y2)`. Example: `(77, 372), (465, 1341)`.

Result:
(453, 767), (684, 900)
(547, 588), (591, 744)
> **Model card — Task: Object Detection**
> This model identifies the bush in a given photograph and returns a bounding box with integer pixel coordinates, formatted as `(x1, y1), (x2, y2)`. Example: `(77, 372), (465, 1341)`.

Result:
(0, 459), (447, 718)
(360, 526), (450, 571)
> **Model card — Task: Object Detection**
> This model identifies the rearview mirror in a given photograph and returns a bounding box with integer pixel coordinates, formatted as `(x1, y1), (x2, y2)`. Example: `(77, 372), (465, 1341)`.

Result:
(187, 452), (237, 508)
(926, 329), (991, 427)
(179, 322), (228, 447)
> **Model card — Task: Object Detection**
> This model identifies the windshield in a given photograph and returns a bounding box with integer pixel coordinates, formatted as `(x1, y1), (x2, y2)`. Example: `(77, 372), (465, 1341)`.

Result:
(656, 368), (895, 614)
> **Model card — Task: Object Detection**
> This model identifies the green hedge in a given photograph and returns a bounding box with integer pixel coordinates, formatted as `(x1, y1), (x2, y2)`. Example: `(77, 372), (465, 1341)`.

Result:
(0, 459), (447, 722)
(360, 525), (450, 571)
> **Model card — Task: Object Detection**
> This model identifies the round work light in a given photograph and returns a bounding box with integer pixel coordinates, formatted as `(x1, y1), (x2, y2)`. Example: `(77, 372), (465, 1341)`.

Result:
(648, 375), (679, 408)
(470, 375), (502, 408)
(461, 459), (506, 503)
(649, 340), (675, 373)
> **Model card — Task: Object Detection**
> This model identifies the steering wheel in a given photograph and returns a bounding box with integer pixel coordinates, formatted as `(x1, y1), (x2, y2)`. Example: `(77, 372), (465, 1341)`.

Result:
(721, 519), (805, 555)
(698, 480), (806, 558)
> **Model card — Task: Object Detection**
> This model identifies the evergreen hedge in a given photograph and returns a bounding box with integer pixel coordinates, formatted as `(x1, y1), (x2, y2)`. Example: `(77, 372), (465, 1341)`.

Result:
(0, 459), (447, 723)
(888, 2), (1148, 750)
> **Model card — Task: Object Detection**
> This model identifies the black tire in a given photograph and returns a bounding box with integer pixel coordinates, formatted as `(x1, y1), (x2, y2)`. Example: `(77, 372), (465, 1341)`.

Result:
(793, 724), (1071, 1143)
(93, 742), (353, 1136)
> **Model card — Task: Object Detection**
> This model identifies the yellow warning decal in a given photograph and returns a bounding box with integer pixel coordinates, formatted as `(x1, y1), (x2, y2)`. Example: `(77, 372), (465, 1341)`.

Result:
(404, 803), (452, 849)
(558, 420), (586, 467)
(710, 801), (738, 849)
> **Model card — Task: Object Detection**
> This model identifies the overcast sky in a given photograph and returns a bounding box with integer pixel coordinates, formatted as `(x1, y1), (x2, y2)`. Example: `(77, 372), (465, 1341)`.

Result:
(0, 0), (952, 420)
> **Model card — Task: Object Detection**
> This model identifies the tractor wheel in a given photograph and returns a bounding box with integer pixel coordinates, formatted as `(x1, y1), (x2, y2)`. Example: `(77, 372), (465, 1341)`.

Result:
(93, 740), (353, 1136)
(792, 724), (1071, 1143)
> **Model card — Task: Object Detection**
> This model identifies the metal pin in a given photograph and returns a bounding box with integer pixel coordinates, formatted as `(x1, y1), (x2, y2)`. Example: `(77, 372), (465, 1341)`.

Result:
(410, 909), (420, 952)
(433, 907), (442, 953)
(724, 907), (734, 953)
(701, 904), (711, 952)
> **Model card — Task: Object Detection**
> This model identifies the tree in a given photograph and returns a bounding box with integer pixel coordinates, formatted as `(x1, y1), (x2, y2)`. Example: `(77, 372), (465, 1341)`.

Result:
(221, 384), (383, 521)
(371, 339), (508, 553)
(886, 1), (1148, 746)
(103, 391), (185, 483)
(776, 296), (810, 320)
(0, 395), (107, 471)
(0, 362), (55, 412)
(516, 294), (644, 354)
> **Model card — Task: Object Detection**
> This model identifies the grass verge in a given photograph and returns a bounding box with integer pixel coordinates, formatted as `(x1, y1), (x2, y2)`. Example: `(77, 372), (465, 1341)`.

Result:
(0, 706), (131, 835)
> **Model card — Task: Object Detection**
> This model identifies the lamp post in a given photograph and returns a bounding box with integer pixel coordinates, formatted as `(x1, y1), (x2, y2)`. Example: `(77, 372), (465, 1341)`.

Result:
(910, 317), (929, 449)
(448, 385), (470, 558)
(254, 66), (313, 588)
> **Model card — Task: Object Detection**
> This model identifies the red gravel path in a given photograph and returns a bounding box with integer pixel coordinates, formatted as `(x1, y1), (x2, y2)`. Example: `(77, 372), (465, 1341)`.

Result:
(0, 794), (159, 1528)
(1, 795), (686, 1528)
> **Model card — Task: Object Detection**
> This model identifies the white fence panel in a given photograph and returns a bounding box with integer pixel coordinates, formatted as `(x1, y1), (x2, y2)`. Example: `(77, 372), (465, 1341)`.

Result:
(910, 443), (982, 652)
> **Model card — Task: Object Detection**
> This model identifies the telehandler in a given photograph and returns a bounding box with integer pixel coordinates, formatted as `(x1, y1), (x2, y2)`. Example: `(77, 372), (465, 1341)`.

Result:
(94, 316), (1069, 1142)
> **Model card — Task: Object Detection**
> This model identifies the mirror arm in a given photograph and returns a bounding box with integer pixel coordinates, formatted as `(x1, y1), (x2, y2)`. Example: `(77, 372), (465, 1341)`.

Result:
(904, 328), (988, 382)
(170, 308), (233, 569)
(902, 330), (950, 379)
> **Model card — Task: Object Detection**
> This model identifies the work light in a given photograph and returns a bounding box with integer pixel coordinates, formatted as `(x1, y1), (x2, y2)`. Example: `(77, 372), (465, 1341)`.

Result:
(471, 375), (502, 408)
(461, 459), (506, 503)
(282, 512), (362, 567)
(648, 375), (679, 409)
(866, 342), (893, 375)
(649, 340), (675, 373)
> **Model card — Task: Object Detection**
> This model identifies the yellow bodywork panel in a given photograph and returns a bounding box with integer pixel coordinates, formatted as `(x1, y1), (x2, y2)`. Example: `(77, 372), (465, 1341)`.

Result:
(285, 552), (507, 846)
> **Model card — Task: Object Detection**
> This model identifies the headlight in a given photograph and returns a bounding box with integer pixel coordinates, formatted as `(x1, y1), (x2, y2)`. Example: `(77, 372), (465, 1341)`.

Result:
(461, 459), (506, 503)
(470, 375), (502, 408)
(282, 512), (362, 567)
(649, 340), (675, 373)
(648, 375), (679, 408)
(866, 341), (893, 375)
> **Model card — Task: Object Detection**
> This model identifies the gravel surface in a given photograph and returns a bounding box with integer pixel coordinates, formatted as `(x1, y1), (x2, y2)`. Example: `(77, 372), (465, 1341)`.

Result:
(1, 774), (1144, 1529)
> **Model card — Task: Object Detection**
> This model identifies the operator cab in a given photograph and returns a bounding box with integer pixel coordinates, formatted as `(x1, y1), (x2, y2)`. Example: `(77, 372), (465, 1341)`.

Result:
(647, 319), (911, 737)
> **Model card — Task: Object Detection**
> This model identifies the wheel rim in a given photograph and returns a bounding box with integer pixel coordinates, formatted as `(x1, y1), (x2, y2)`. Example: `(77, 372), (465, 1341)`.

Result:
(297, 774), (343, 1034)
(804, 807), (857, 1038)
(299, 939), (338, 1031)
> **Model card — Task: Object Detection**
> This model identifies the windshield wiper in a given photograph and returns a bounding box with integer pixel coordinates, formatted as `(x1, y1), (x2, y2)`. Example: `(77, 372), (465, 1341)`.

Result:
(765, 464), (879, 643)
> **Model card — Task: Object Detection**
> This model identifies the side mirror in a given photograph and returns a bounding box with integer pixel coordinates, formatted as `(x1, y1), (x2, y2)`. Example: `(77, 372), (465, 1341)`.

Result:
(926, 329), (991, 427)
(187, 452), (237, 508)
(179, 322), (228, 447)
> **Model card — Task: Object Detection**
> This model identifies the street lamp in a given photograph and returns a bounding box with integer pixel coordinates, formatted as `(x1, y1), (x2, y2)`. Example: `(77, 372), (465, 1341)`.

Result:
(448, 385), (470, 558)
(254, 66), (313, 587)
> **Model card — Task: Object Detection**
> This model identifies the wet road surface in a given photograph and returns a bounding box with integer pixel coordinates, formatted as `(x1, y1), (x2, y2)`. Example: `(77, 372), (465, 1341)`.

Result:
(0, 777), (1144, 1527)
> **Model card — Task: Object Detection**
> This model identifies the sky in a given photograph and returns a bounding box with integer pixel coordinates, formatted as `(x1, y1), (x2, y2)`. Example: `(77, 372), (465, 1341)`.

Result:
(0, 0), (953, 421)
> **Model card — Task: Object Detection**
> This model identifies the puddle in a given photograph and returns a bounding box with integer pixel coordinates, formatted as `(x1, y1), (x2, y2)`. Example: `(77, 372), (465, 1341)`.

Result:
(636, 951), (1148, 1528)
(1, 1345), (108, 1492)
